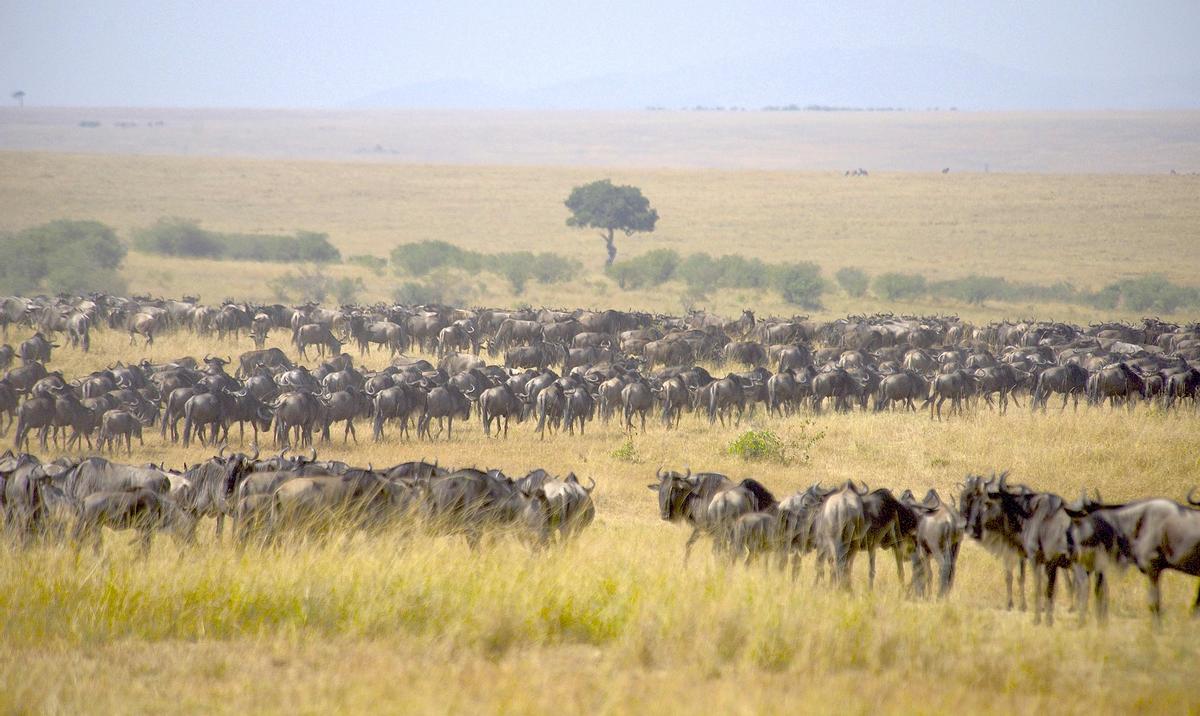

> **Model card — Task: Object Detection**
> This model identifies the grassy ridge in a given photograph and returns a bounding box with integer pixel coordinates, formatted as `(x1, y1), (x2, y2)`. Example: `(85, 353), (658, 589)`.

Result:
(1, 325), (1198, 712)
(1, 152), (1199, 322)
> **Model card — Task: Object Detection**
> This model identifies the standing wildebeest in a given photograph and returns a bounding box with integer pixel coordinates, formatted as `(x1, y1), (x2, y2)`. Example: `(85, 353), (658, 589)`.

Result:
(274, 390), (325, 447)
(974, 364), (1026, 414)
(295, 324), (343, 360)
(811, 481), (868, 589)
(98, 408), (144, 455)
(860, 487), (920, 590)
(811, 368), (859, 413)
(321, 388), (370, 443)
(19, 332), (57, 364)
(127, 312), (159, 346)
(723, 341), (768, 368)
(72, 488), (196, 557)
(420, 385), (471, 441)
(1032, 364), (1088, 412)
(66, 312), (91, 352)
(353, 318), (406, 357)
(478, 384), (522, 438)
(960, 473), (1028, 611)
(703, 374), (748, 426)
(250, 312), (271, 349)
(907, 490), (964, 600)
(926, 369), (977, 420)
(517, 473), (597, 546)
(647, 469), (776, 562)
(621, 379), (654, 433)
(1087, 362), (1145, 409)
(562, 387), (595, 435)
(875, 370), (927, 412)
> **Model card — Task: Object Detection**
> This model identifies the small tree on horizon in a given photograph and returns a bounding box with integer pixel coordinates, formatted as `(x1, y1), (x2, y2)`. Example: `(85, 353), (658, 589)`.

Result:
(564, 179), (658, 267)
(12, 90), (25, 107)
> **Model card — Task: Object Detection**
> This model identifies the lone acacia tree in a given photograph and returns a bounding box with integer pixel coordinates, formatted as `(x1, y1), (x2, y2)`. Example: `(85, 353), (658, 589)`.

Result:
(12, 90), (25, 107)
(564, 179), (658, 267)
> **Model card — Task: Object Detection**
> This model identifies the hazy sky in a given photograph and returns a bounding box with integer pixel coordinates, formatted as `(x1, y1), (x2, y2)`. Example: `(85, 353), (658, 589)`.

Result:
(2, 0), (1198, 107)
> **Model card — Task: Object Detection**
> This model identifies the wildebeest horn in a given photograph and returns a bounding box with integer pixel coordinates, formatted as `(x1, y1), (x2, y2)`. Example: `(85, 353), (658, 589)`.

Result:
(856, 479), (869, 495)
(280, 447), (290, 460)
(656, 467), (664, 481)
(249, 444), (260, 461)
(218, 444), (228, 458)
(204, 353), (213, 362)
(584, 476), (596, 493)
(309, 447), (318, 461)
(998, 473), (1010, 493)
(1188, 487), (1200, 507)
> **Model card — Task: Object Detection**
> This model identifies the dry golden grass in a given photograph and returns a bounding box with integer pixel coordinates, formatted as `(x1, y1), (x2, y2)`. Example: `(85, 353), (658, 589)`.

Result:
(1, 325), (1199, 713)
(1, 150), (1199, 323)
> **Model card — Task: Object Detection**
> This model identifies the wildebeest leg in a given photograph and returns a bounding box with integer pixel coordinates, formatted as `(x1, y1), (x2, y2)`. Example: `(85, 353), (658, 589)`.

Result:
(1004, 559), (1015, 610)
(867, 546), (876, 590)
(1147, 568), (1164, 621)
(1018, 559), (1028, 611)
(1032, 564), (1044, 624)
(892, 548), (905, 591)
(1042, 565), (1059, 626)
(682, 527), (702, 564)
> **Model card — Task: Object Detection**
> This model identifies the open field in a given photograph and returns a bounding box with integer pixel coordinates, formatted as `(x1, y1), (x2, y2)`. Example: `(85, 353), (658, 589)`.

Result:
(2, 324), (1200, 713)
(2, 108), (1200, 173)
(2, 108), (1199, 713)
(2, 150), (1199, 323)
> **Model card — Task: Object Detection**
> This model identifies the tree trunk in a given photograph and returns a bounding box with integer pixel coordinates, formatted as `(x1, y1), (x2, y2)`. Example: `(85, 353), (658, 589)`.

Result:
(603, 228), (616, 267)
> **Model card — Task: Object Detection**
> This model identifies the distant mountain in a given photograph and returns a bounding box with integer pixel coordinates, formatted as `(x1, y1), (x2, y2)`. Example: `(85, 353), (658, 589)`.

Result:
(349, 46), (1200, 111)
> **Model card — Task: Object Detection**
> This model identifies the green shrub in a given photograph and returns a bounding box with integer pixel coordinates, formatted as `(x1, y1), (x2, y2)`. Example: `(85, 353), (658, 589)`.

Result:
(606, 249), (680, 289)
(1111, 275), (1198, 313)
(873, 272), (927, 300)
(835, 267), (869, 297)
(772, 262), (825, 308)
(0, 219), (127, 295)
(727, 430), (788, 463)
(610, 437), (641, 463)
(347, 254), (387, 275)
(928, 275), (1012, 305)
(727, 424), (823, 465)
(391, 240), (474, 276)
(132, 218), (223, 258)
(132, 219), (340, 263)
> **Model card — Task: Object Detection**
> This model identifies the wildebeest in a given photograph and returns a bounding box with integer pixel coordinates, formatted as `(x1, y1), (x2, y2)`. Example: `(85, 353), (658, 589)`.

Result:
(295, 324), (343, 360)
(72, 487), (196, 556)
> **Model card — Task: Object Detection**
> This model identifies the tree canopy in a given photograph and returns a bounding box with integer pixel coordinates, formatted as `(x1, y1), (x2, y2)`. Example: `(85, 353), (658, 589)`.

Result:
(564, 179), (658, 266)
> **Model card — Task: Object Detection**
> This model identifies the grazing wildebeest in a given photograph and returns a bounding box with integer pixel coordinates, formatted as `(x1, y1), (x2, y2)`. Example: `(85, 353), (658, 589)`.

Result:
(295, 324), (344, 360)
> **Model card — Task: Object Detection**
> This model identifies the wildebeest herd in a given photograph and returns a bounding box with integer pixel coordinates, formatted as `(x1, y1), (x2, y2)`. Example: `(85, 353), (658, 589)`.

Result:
(1, 447), (596, 553)
(649, 468), (1200, 624)
(0, 294), (1197, 452)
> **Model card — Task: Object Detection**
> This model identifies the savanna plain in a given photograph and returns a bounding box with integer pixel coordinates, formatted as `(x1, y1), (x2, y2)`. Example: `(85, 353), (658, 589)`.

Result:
(1, 110), (1199, 714)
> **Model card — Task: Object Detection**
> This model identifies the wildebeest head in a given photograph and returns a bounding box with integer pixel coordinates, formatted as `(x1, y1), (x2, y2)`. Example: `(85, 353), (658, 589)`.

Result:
(647, 468), (693, 521)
